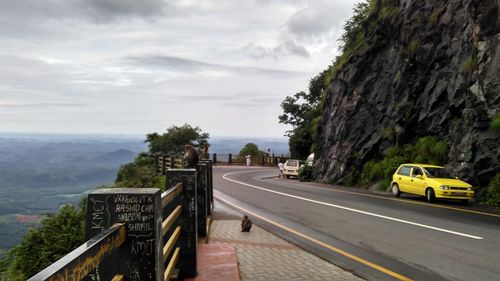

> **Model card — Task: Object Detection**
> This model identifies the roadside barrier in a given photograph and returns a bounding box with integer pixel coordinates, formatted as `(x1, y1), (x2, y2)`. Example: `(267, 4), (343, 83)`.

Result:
(28, 160), (214, 281)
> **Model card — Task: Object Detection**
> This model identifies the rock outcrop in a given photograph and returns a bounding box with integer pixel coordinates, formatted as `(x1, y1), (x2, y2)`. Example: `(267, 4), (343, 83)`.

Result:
(313, 0), (499, 191)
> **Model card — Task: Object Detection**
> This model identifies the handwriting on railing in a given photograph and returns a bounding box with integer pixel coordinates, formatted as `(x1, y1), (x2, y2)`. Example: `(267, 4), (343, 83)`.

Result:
(29, 161), (213, 281)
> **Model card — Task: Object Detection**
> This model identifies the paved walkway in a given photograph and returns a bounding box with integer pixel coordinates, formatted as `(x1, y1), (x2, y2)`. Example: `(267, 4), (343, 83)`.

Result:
(208, 219), (364, 281)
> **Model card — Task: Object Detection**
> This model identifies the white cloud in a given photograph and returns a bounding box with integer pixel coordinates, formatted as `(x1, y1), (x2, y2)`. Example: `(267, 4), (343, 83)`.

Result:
(0, 0), (361, 137)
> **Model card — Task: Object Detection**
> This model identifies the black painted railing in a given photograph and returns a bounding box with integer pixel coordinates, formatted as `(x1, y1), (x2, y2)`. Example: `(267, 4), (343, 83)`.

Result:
(28, 160), (214, 281)
(209, 153), (288, 166)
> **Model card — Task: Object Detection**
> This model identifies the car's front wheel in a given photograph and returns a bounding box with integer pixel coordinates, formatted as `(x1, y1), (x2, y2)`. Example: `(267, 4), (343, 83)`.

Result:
(391, 183), (400, 197)
(426, 188), (435, 203)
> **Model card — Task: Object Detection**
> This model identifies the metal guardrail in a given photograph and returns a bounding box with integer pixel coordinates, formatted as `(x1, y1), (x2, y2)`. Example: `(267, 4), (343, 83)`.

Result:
(28, 160), (214, 281)
(209, 153), (289, 166)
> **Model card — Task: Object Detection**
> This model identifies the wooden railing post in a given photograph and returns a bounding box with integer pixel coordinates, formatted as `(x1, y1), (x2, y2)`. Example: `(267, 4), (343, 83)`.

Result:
(165, 169), (197, 278)
(85, 188), (162, 281)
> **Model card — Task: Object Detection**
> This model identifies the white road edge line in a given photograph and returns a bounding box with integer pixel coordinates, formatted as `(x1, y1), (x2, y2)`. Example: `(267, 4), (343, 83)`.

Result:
(222, 172), (484, 240)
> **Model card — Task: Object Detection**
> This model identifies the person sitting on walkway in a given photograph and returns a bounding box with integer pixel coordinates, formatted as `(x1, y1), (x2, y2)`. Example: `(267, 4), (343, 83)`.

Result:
(241, 215), (252, 232)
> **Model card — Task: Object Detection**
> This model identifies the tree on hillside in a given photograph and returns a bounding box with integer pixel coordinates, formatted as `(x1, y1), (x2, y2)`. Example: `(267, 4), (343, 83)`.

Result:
(238, 143), (266, 164)
(279, 71), (326, 159)
(146, 124), (209, 155)
(239, 143), (261, 158)
(0, 202), (86, 280)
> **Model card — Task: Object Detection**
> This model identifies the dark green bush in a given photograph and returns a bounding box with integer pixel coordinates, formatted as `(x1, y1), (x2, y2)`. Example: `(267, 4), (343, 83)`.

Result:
(298, 164), (314, 182)
(485, 173), (500, 207)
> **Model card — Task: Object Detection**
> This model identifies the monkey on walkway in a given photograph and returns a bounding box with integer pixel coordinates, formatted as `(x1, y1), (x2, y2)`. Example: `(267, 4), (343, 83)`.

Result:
(184, 144), (199, 168)
(241, 215), (252, 232)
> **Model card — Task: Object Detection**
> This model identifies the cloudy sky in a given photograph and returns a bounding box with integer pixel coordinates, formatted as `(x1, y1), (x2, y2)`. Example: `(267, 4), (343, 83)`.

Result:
(0, 0), (359, 138)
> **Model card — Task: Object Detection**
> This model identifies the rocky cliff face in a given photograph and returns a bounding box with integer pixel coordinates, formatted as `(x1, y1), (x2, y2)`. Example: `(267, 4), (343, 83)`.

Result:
(314, 0), (499, 190)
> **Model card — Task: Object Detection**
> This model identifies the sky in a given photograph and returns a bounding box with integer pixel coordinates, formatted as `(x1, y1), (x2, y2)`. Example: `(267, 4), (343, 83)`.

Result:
(0, 0), (359, 139)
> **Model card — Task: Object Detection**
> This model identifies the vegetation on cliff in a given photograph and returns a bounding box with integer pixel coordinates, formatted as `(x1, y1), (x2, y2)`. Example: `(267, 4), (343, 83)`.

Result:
(0, 201), (86, 280)
(358, 136), (449, 189)
(484, 173), (500, 207)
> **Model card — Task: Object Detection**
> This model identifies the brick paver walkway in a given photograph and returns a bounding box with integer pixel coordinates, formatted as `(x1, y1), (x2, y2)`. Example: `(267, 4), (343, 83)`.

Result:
(209, 220), (364, 281)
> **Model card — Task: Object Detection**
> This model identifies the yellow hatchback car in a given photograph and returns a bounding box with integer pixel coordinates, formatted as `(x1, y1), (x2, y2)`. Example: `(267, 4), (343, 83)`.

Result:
(391, 164), (474, 203)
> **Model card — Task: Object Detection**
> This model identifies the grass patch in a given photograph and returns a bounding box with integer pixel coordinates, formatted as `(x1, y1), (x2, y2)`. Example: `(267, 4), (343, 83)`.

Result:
(484, 173), (500, 207)
(383, 127), (395, 142)
(356, 136), (449, 188)
(489, 115), (500, 132)
(408, 39), (420, 55)
(462, 55), (478, 74)
(380, 6), (399, 19)
(430, 9), (441, 25)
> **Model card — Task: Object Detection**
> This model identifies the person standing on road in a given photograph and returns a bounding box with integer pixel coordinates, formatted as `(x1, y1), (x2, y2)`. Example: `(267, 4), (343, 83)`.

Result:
(278, 162), (284, 178)
(246, 154), (251, 166)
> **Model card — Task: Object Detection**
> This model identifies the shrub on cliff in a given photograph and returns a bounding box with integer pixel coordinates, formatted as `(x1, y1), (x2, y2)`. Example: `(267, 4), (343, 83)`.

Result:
(484, 173), (500, 207)
(490, 115), (500, 132)
(298, 164), (314, 182)
(359, 136), (449, 189)
(115, 152), (165, 189)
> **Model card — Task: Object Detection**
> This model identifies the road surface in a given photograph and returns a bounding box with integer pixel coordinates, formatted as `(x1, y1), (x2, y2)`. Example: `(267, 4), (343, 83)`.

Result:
(213, 166), (500, 281)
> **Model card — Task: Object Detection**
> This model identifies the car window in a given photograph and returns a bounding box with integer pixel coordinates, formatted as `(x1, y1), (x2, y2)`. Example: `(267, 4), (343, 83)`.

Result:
(424, 167), (453, 178)
(411, 167), (423, 177)
(400, 166), (411, 176)
(286, 160), (298, 167)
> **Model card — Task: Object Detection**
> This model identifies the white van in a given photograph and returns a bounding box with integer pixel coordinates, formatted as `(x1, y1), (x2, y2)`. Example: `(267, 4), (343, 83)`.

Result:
(283, 159), (300, 178)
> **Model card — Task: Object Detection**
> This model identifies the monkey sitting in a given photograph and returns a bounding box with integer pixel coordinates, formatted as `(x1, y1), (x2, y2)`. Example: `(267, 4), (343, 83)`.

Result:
(201, 143), (210, 160)
(241, 215), (252, 232)
(184, 144), (199, 168)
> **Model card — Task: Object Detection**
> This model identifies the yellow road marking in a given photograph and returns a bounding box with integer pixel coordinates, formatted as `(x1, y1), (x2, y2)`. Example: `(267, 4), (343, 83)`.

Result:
(215, 195), (414, 281)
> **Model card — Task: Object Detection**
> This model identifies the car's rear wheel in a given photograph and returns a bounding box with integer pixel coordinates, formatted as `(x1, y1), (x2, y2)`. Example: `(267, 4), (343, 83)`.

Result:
(391, 183), (400, 197)
(426, 188), (435, 203)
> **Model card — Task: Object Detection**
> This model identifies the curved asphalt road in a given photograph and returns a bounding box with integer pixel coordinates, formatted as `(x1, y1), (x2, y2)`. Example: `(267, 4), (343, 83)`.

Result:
(213, 166), (500, 281)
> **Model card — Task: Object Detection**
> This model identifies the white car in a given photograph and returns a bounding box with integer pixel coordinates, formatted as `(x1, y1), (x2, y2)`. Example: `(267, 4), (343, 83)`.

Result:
(283, 159), (300, 178)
